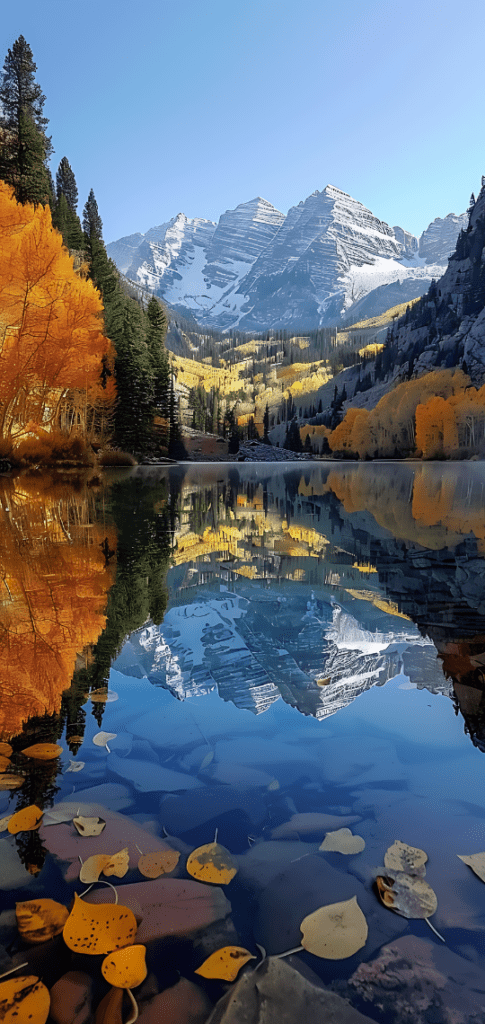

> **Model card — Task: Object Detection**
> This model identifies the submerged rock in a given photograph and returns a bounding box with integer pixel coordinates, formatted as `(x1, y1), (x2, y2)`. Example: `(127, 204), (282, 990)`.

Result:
(108, 752), (204, 792)
(205, 956), (376, 1023)
(84, 877), (232, 944)
(40, 804), (182, 881)
(160, 784), (267, 835)
(346, 935), (485, 1024)
(49, 971), (93, 1024)
(137, 978), (213, 1024)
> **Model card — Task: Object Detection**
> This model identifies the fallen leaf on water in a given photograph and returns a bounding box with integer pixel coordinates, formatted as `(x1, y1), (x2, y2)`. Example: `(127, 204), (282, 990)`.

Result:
(79, 854), (113, 884)
(457, 852), (485, 883)
(73, 815), (106, 837)
(8, 805), (43, 834)
(93, 732), (117, 752)
(319, 828), (365, 855)
(376, 872), (437, 919)
(195, 946), (255, 981)
(63, 893), (137, 955)
(384, 840), (428, 877)
(0, 814), (12, 832)
(300, 896), (368, 959)
(67, 735), (84, 744)
(16, 899), (69, 944)
(103, 848), (130, 878)
(0, 755), (11, 772)
(101, 944), (147, 988)
(86, 689), (119, 703)
(0, 742), (13, 757)
(0, 774), (24, 790)
(187, 841), (237, 885)
(0, 975), (50, 1024)
(21, 743), (63, 760)
(65, 760), (85, 773)
(138, 849), (180, 878)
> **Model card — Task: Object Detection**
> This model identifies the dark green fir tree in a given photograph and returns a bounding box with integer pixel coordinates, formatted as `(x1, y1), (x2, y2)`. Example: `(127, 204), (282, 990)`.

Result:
(0, 35), (53, 205)
(52, 157), (84, 248)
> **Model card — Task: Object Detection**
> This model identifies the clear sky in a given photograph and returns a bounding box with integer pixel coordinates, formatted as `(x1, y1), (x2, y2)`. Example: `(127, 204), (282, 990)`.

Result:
(2, 0), (484, 243)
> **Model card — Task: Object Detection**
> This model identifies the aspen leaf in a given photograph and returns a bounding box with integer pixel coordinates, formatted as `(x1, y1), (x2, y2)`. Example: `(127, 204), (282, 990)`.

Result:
(187, 842), (238, 884)
(0, 743), (13, 756)
(65, 760), (85, 773)
(103, 848), (130, 878)
(457, 852), (485, 883)
(101, 944), (147, 988)
(376, 872), (437, 919)
(79, 854), (112, 884)
(384, 840), (428, 877)
(68, 736), (84, 745)
(138, 849), (180, 878)
(63, 893), (137, 955)
(0, 756), (11, 772)
(0, 975), (50, 1024)
(87, 689), (118, 703)
(0, 814), (12, 832)
(195, 946), (255, 981)
(319, 828), (366, 855)
(93, 732), (117, 752)
(0, 774), (24, 790)
(300, 896), (368, 959)
(21, 743), (63, 760)
(73, 815), (106, 836)
(16, 898), (69, 944)
(8, 804), (43, 834)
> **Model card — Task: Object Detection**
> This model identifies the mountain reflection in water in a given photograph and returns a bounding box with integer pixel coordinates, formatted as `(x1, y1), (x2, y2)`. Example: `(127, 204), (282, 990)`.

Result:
(2, 463), (485, 988)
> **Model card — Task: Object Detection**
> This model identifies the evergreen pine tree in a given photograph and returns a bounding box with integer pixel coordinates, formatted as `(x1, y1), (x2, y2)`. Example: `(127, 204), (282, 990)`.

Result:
(146, 296), (169, 415)
(0, 35), (52, 204)
(56, 156), (78, 212)
(168, 373), (187, 459)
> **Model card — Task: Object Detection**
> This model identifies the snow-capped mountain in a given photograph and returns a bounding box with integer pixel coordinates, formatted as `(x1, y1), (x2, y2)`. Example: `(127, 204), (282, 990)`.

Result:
(107, 186), (465, 330)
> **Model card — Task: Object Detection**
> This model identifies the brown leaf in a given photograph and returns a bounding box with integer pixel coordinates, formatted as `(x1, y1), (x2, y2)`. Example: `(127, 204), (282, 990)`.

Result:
(138, 849), (180, 878)
(16, 898), (69, 944)
(95, 986), (124, 1024)
(187, 842), (237, 885)
(0, 774), (24, 790)
(376, 872), (437, 919)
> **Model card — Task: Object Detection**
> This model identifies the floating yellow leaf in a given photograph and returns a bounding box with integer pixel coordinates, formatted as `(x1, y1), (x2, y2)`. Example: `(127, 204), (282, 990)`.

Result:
(0, 755), (11, 772)
(138, 849), (180, 878)
(63, 893), (137, 955)
(376, 872), (437, 919)
(103, 848), (130, 878)
(101, 944), (147, 988)
(0, 742), (13, 757)
(0, 814), (12, 832)
(8, 804), (43, 834)
(79, 854), (113, 884)
(73, 815), (106, 836)
(87, 689), (118, 703)
(16, 898), (69, 944)
(0, 975), (50, 1024)
(300, 896), (368, 959)
(457, 852), (485, 883)
(319, 828), (366, 855)
(93, 732), (117, 752)
(0, 774), (24, 790)
(195, 946), (255, 981)
(384, 840), (428, 877)
(187, 842), (237, 885)
(21, 743), (63, 760)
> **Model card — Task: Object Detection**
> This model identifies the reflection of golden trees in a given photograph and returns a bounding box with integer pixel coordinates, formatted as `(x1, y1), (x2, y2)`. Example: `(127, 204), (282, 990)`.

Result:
(0, 476), (115, 739)
(325, 464), (482, 549)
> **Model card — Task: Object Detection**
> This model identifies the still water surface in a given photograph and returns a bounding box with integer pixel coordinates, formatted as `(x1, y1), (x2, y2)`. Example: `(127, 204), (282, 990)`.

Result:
(2, 462), (485, 1020)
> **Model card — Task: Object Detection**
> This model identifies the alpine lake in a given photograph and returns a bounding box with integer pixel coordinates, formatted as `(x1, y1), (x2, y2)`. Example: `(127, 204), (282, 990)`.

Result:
(2, 460), (485, 1024)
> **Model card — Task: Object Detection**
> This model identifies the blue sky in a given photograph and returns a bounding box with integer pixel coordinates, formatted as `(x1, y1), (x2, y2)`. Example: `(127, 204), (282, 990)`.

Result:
(2, 0), (484, 242)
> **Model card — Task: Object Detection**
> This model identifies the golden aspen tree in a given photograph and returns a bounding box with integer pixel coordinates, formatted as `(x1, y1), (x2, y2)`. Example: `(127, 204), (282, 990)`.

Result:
(0, 182), (115, 446)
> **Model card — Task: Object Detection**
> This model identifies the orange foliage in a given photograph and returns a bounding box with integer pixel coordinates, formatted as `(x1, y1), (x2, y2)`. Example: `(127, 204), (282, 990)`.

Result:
(0, 182), (115, 444)
(0, 477), (115, 739)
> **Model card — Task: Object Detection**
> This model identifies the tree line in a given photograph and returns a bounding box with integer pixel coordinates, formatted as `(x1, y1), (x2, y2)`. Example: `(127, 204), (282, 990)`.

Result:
(0, 35), (184, 462)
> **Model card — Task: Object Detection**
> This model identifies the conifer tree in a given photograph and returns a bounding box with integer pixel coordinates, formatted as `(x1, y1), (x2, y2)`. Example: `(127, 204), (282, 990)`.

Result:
(56, 156), (78, 213)
(0, 35), (52, 204)
(146, 296), (169, 415)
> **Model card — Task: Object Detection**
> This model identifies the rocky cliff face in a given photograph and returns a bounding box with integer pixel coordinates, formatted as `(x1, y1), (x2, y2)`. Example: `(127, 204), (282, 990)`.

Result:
(419, 212), (468, 264)
(107, 187), (465, 331)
